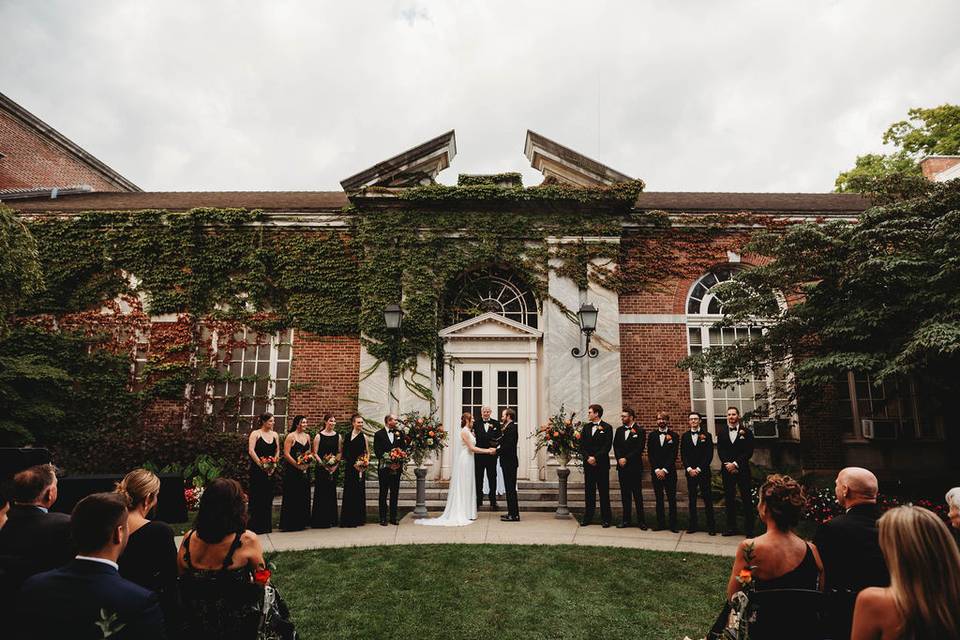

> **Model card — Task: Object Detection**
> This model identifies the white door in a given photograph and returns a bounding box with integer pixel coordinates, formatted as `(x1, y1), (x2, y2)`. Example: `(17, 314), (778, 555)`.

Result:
(455, 362), (530, 478)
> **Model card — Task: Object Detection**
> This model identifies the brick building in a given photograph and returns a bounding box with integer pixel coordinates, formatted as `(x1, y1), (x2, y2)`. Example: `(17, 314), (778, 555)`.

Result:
(4, 104), (952, 484)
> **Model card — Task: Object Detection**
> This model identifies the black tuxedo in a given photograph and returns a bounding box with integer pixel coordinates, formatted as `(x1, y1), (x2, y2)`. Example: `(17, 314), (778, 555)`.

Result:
(613, 423), (646, 525)
(373, 427), (406, 523)
(716, 423), (755, 534)
(474, 418), (502, 506)
(813, 503), (890, 640)
(647, 429), (679, 530)
(581, 421), (613, 524)
(0, 504), (73, 600)
(498, 420), (520, 517)
(680, 429), (716, 533)
(16, 559), (166, 640)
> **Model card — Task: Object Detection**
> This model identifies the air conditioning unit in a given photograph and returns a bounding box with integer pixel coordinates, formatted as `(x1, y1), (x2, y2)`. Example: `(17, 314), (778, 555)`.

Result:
(752, 420), (780, 439)
(861, 418), (898, 440)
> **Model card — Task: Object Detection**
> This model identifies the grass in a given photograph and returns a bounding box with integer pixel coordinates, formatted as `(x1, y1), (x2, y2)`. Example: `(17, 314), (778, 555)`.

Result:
(269, 544), (731, 640)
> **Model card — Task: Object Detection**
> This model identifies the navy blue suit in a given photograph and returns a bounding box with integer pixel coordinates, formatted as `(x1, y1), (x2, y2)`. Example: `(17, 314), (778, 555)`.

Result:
(16, 558), (166, 640)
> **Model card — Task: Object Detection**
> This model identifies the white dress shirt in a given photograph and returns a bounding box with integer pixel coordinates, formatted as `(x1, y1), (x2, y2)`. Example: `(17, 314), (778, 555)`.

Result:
(75, 555), (119, 571)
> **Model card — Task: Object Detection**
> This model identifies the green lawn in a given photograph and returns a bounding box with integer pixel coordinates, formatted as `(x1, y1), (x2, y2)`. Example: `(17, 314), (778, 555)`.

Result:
(269, 544), (730, 640)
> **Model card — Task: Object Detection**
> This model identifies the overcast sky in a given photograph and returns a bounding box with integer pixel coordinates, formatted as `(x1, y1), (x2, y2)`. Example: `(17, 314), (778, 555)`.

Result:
(3, 0), (959, 192)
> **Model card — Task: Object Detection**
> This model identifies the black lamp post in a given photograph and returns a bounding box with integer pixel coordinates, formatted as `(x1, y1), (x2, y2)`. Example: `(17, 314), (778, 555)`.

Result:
(383, 303), (403, 330)
(571, 302), (599, 359)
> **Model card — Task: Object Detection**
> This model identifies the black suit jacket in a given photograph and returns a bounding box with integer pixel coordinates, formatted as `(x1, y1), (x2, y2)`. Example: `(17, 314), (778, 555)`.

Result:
(813, 503), (889, 593)
(613, 424), (645, 471)
(581, 421), (613, 468)
(373, 428), (406, 468)
(16, 559), (166, 640)
(474, 418), (502, 452)
(680, 429), (714, 472)
(498, 421), (519, 468)
(715, 424), (755, 470)
(647, 429), (679, 474)
(0, 504), (73, 594)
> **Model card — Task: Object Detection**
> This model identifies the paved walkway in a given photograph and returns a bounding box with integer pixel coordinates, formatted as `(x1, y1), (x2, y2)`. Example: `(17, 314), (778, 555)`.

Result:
(245, 512), (741, 557)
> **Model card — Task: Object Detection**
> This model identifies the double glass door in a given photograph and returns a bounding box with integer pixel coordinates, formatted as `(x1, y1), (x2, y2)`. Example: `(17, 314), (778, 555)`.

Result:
(459, 363), (522, 424)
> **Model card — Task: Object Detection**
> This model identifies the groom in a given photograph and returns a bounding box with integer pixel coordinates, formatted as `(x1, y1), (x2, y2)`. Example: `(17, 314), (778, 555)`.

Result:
(497, 408), (520, 522)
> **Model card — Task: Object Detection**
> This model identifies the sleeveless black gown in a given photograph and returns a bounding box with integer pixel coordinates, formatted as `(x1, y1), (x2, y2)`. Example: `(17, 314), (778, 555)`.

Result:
(340, 432), (367, 527)
(248, 434), (277, 534)
(311, 433), (340, 528)
(279, 437), (311, 531)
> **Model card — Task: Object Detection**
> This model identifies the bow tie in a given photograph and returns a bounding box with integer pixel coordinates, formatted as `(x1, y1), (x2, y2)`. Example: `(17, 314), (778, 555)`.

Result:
(691, 429), (700, 434)
(658, 429), (668, 434)
(729, 426), (739, 431)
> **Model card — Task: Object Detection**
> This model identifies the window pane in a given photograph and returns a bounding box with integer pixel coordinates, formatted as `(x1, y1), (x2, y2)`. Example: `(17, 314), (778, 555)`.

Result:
(276, 361), (290, 380)
(688, 328), (702, 345)
(278, 344), (291, 360)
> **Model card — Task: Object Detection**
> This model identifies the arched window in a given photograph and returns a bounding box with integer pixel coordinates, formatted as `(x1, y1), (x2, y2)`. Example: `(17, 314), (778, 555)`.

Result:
(447, 266), (539, 328)
(686, 268), (789, 437)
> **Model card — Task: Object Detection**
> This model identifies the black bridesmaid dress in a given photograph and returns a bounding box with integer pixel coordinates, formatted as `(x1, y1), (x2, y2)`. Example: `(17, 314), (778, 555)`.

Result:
(311, 433), (340, 528)
(279, 437), (311, 531)
(340, 431), (367, 528)
(248, 433), (278, 534)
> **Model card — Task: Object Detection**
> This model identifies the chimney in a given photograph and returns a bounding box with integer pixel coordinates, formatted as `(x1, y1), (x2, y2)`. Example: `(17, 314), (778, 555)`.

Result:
(919, 155), (960, 181)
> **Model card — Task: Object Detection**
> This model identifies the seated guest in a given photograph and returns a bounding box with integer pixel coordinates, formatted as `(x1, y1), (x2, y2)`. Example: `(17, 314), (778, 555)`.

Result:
(0, 463), (73, 595)
(15, 492), (166, 640)
(813, 466), (889, 640)
(117, 469), (180, 635)
(851, 505), (960, 640)
(726, 474), (824, 598)
(946, 486), (960, 533)
(177, 478), (269, 639)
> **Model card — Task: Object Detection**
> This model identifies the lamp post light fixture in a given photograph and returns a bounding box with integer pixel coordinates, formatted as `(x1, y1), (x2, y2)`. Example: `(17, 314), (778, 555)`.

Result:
(383, 303), (403, 413)
(571, 302), (599, 359)
(383, 303), (403, 330)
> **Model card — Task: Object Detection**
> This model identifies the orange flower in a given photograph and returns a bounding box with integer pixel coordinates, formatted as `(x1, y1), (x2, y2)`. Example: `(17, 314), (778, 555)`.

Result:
(428, 430), (435, 437)
(738, 569), (752, 585)
(574, 432), (581, 440)
(254, 568), (272, 585)
(552, 431), (559, 437)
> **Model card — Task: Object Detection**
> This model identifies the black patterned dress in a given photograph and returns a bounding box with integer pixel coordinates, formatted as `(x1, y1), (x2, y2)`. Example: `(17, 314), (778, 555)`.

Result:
(311, 433), (340, 528)
(279, 436), (311, 531)
(339, 431), (367, 528)
(248, 434), (278, 534)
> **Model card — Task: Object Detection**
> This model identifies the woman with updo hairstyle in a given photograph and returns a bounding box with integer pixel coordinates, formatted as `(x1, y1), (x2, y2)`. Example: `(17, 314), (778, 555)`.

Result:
(851, 505), (960, 640)
(117, 468), (180, 634)
(726, 474), (824, 598)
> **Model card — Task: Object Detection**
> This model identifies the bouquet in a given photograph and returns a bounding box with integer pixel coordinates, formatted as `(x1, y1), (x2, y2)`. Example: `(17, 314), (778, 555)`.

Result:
(259, 456), (279, 476)
(354, 452), (370, 473)
(320, 453), (339, 473)
(295, 450), (316, 474)
(184, 485), (204, 511)
(382, 447), (409, 473)
(401, 410), (448, 467)
(532, 405), (581, 466)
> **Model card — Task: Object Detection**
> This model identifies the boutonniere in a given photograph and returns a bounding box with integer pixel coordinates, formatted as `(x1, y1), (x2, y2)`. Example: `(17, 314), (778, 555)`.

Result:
(738, 429), (746, 437)
(665, 435), (673, 443)
(699, 433), (707, 442)
(630, 426), (638, 435)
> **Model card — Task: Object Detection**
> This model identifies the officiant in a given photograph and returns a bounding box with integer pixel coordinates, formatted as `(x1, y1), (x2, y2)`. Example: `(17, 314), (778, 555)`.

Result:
(474, 406), (501, 510)
(374, 414), (407, 526)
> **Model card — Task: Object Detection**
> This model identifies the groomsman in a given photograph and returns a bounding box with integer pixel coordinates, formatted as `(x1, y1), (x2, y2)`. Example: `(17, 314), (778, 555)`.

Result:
(680, 411), (716, 535)
(580, 404), (613, 528)
(614, 408), (648, 529)
(716, 406), (755, 536)
(474, 406), (501, 510)
(374, 414), (406, 526)
(647, 412), (679, 532)
(498, 408), (520, 522)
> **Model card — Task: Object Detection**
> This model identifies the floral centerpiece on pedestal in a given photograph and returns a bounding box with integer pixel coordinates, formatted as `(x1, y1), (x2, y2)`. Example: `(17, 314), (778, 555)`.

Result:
(401, 410), (447, 467)
(532, 405), (581, 467)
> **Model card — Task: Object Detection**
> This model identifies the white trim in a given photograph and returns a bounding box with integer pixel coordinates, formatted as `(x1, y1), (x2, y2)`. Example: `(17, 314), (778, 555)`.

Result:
(618, 314), (686, 324)
(438, 311), (543, 339)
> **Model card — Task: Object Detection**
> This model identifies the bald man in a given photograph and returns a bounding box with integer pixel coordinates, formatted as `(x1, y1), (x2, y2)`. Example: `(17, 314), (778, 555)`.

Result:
(813, 467), (890, 640)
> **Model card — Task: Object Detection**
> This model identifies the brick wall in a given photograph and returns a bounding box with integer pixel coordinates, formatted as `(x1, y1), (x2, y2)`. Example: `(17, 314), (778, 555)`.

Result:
(619, 323), (691, 427)
(0, 109), (123, 190)
(919, 156), (960, 180)
(288, 331), (360, 422)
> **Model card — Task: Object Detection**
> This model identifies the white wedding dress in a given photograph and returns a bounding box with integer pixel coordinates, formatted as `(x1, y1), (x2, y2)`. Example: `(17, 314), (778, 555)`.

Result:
(415, 426), (478, 527)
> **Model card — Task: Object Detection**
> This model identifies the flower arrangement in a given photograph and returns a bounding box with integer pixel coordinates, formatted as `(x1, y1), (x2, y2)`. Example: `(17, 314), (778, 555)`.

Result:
(320, 453), (339, 473)
(354, 452), (370, 473)
(383, 446), (410, 473)
(184, 485), (204, 511)
(259, 456), (278, 476)
(532, 405), (581, 466)
(798, 486), (952, 526)
(401, 410), (447, 466)
(725, 542), (758, 639)
(295, 450), (315, 474)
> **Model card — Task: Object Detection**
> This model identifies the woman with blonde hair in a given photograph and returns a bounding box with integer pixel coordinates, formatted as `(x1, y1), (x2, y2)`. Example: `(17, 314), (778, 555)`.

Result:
(851, 505), (960, 640)
(116, 467), (180, 634)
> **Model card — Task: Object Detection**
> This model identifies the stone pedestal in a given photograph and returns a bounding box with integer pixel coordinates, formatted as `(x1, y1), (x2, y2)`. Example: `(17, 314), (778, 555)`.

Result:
(413, 466), (428, 519)
(555, 466), (572, 519)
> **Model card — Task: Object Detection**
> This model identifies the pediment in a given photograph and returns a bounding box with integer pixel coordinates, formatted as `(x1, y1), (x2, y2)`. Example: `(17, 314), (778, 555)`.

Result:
(439, 312), (542, 340)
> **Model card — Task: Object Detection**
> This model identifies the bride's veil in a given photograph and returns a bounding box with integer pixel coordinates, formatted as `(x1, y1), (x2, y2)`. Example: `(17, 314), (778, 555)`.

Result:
(450, 412), (466, 467)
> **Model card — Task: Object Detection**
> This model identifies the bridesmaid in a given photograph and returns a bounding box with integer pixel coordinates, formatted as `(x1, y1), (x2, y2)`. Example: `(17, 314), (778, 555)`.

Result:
(279, 415), (312, 531)
(340, 413), (368, 528)
(311, 413), (342, 528)
(247, 412), (280, 534)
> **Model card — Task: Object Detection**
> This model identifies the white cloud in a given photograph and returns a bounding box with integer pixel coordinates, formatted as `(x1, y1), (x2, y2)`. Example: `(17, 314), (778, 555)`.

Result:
(2, 0), (958, 192)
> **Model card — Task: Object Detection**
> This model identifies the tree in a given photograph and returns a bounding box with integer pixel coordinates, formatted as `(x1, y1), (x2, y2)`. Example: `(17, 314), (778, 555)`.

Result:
(835, 104), (960, 193)
(681, 178), (960, 418)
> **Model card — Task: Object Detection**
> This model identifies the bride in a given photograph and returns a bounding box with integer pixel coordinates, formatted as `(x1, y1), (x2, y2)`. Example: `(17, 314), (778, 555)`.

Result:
(415, 412), (496, 527)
